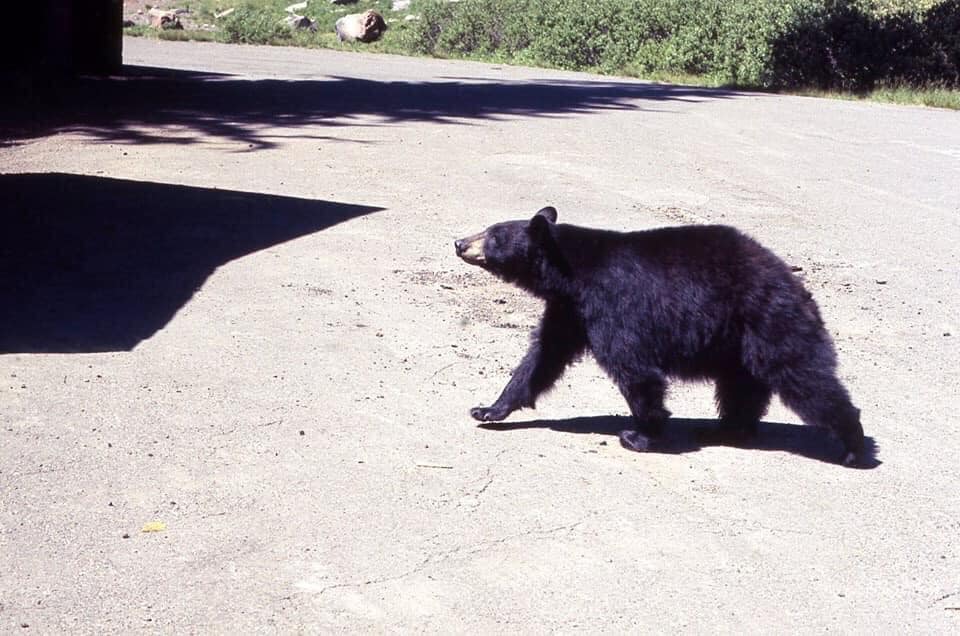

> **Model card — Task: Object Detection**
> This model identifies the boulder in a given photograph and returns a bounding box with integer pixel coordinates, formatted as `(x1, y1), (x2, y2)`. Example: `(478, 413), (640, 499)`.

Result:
(284, 14), (318, 32)
(148, 9), (183, 30)
(335, 10), (387, 43)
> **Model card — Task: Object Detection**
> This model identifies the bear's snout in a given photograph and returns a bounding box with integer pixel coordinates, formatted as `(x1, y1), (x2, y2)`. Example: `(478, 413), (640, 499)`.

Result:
(455, 232), (487, 265)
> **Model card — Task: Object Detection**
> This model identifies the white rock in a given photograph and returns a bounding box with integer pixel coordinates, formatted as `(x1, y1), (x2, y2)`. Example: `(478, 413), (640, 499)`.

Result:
(283, 14), (318, 31)
(335, 10), (387, 43)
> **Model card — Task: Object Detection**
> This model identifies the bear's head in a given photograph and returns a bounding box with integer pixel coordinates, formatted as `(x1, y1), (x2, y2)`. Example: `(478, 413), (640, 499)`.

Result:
(455, 206), (564, 294)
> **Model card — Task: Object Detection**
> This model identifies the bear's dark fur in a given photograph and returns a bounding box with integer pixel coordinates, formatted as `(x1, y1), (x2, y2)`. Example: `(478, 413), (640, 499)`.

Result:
(454, 207), (866, 466)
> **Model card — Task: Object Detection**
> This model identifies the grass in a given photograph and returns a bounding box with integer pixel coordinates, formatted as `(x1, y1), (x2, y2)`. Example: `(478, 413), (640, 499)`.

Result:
(135, 1), (418, 53)
(125, 0), (960, 110)
(869, 86), (960, 108)
(797, 85), (960, 109)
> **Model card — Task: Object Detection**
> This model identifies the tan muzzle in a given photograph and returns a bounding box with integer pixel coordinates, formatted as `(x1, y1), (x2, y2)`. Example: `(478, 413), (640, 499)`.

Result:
(454, 232), (487, 265)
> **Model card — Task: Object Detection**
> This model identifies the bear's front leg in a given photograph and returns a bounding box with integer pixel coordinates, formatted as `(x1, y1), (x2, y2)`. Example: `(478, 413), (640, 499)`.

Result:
(469, 339), (566, 422)
(470, 343), (545, 421)
(471, 300), (586, 422)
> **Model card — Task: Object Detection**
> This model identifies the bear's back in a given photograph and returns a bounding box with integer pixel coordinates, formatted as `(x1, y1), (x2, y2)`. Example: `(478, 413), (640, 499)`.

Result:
(554, 223), (783, 290)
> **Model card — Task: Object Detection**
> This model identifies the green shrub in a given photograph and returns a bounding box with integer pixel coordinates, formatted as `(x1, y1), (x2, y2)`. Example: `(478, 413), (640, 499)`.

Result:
(408, 0), (538, 58)
(218, 5), (292, 45)
(919, 0), (960, 84)
(770, 0), (960, 89)
(524, 0), (630, 70)
(406, 0), (960, 90)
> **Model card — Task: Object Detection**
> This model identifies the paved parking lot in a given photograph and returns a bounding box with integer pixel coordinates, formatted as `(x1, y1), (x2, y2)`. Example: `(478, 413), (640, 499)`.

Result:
(2, 37), (959, 631)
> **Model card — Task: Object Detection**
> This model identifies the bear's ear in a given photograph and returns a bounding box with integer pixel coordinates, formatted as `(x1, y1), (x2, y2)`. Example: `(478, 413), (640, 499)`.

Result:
(528, 211), (553, 244)
(534, 206), (558, 224)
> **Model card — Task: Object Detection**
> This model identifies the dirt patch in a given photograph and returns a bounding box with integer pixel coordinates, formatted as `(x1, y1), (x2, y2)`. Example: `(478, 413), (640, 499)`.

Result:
(399, 268), (543, 330)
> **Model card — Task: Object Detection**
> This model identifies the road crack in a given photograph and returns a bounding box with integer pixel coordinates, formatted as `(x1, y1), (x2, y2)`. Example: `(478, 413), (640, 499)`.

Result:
(317, 519), (587, 596)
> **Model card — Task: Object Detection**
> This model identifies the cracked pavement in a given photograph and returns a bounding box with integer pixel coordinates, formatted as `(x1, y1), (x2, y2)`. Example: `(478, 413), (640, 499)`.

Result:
(1, 37), (959, 631)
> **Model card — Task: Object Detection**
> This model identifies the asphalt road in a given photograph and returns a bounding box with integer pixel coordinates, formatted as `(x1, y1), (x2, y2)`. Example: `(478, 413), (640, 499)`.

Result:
(2, 37), (959, 632)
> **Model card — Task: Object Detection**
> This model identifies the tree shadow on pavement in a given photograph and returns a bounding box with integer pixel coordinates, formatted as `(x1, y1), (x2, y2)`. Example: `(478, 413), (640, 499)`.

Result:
(0, 173), (384, 353)
(480, 415), (880, 468)
(1, 65), (737, 148)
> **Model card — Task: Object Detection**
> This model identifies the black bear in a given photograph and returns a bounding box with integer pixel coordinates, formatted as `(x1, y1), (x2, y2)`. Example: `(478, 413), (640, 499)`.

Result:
(454, 206), (866, 466)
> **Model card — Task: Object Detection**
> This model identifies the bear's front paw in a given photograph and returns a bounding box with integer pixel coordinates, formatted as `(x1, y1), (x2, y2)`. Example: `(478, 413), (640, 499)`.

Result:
(470, 406), (510, 422)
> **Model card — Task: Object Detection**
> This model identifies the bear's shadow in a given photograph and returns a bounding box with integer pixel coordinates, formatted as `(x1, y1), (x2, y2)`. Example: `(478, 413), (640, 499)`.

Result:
(479, 416), (880, 468)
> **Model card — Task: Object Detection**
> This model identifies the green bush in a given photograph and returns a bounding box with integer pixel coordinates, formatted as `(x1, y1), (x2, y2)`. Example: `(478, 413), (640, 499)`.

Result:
(407, 0), (538, 58)
(523, 0), (633, 70)
(411, 0), (813, 83)
(918, 0), (960, 84)
(218, 5), (292, 45)
(770, 0), (960, 89)
(407, 0), (960, 90)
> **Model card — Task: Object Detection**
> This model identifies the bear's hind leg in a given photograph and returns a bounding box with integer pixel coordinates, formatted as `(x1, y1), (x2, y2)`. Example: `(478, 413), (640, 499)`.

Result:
(776, 371), (865, 466)
(617, 373), (671, 452)
(714, 369), (772, 437)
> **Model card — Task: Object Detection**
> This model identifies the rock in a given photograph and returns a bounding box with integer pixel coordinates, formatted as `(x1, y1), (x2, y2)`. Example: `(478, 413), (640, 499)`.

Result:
(392, 0), (411, 10)
(335, 10), (388, 43)
(123, 10), (151, 28)
(214, 8), (236, 19)
(284, 14), (318, 32)
(286, 1), (309, 12)
(157, 15), (183, 30)
(148, 9), (183, 30)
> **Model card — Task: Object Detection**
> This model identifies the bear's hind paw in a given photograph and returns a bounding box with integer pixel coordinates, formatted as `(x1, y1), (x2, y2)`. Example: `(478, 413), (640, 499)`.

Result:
(841, 450), (865, 468)
(619, 429), (652, 452)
